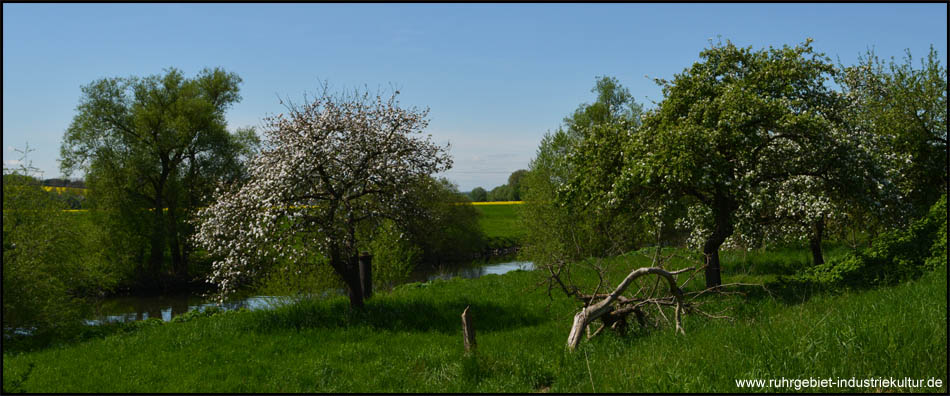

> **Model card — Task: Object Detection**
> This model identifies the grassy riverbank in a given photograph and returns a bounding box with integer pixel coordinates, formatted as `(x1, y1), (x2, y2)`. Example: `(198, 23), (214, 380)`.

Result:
(3, 247), (945, 393)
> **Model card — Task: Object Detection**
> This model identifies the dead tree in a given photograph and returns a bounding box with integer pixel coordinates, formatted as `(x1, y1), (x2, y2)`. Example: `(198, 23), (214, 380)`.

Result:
(566, 266), (691, 350)
(545, 248), (742, 351)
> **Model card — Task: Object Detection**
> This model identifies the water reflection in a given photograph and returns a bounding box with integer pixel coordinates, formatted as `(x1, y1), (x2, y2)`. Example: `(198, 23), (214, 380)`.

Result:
(413, 261), (533, 282)
(85, 260), (534, 325)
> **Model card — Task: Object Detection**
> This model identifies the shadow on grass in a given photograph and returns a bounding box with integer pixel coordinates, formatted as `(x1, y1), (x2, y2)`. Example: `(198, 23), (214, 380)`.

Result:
(243, 296), (545, 334)
(2, 318), (164, 355)
(721, 257), (806, 276)
(743, 278), (825, 306)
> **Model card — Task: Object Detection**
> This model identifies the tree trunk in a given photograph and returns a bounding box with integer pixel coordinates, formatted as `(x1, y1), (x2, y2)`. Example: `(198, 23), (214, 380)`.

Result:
(148, 196), (166, 280)
(167, 205), (186, 278)
(339, 254), (364, 309)
(567, 266), (690, 351)
(703, 196), (736, 288)
(809, 214), (825, 266)
(148, 168), (170, 283)
(702, 240), (723, 289)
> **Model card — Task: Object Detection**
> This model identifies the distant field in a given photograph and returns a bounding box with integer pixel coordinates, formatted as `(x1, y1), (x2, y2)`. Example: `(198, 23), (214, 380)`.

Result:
(473, 203), (524, 242)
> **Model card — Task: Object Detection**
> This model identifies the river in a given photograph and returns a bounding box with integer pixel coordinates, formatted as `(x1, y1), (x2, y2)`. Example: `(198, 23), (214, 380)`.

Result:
(84, 259), (534, 325)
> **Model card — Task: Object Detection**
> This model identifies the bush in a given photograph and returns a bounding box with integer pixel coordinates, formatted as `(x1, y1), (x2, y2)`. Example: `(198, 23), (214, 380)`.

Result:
(169, 306), (232, 323)
(369, 220), (422, 291)
(772, 194), (946, 292)
(2, 164), (116, 337)
(253, 250), (342, 297)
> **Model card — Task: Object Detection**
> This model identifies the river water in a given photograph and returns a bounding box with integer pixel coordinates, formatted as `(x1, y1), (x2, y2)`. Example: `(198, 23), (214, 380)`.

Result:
(85, 260), (534, 325)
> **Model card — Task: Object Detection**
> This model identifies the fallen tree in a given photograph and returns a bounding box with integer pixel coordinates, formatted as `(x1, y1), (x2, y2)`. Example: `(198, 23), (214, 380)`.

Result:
(546, 249), (745, 351)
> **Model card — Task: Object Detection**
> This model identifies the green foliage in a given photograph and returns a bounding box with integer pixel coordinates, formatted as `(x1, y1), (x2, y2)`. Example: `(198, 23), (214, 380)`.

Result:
(2, 151), (117, 337)
(839, 46), (947, 219)
(369, 220), (422, 291)
(403, 177), (487, 263)
(521, 76), (649, 268)
(506, 169), (528, 201)
(60, 67), (253, 285)
(487, 184), (514, 201)
(468, 186), (488, 202)
(774, 194), (946, 291)
(253, 249), (342, 297)
(483, 169), (529, 201)
(169, 306), (230, 323)
(520, 129), (581, 265)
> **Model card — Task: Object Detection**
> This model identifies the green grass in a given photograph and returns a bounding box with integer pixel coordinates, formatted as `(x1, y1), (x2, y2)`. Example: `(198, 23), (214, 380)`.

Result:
(3, 247), (945, 393)
(474, 203), (524, 242)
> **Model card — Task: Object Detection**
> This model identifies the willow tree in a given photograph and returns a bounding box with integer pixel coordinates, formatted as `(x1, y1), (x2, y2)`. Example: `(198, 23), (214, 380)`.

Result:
(622, 39), (849, 287)
(194, 88), (451, 308)
(60, 67), (249, 282)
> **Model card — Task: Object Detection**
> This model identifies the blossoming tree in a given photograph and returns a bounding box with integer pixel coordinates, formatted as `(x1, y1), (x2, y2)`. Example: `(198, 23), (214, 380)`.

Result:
(194, 88), (451, 307)
(619, 39), (851, 288)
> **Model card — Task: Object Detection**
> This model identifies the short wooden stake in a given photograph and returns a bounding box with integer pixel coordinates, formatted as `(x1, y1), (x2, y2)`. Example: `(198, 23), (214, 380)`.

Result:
(462, 305), (476, 353)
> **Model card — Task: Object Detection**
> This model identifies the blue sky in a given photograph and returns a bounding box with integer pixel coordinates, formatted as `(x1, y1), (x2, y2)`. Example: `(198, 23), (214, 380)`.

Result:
(3, 3), (946, 191)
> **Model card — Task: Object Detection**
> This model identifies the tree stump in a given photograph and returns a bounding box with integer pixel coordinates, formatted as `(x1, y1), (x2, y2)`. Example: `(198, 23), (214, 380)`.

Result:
(359, 252), (373, 299)
(462, 306), (476, 353)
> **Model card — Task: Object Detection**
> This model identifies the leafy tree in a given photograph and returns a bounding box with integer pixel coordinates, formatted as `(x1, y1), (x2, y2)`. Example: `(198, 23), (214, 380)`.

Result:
(730, 47), (947, 264)
(469, 186), (488, 202)
(483, 169), (530, 202)
(60, 67), (252, 285)
(522, 77), (649, 270)
(521, 129), (583, 267)
(506, 169), (529, 201)
(252, 176), (481, 297)
(772, 194), (946, 295)
(620, 39), (850, 287)
(403, 177), (486, 265)
(488, 184), (513, 201)
(556, 77), (666, 248)
(838, 46), (947, 220)
(194, 87), (451, 308)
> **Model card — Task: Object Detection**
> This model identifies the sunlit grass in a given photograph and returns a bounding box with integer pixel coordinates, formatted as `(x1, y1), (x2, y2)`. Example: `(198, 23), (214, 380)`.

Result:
(3, 246), (945, 393)
(475, 204), (524, 242)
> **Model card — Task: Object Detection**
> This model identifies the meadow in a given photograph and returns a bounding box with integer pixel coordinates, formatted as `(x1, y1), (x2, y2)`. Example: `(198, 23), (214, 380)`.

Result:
(474, 203), (525, 248)
(3, 238), (946, 393)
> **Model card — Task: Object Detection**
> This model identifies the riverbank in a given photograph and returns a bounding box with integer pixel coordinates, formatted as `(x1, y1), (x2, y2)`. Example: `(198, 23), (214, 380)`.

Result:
(77, 258), (532, 325)
(3, 248), (945, 393)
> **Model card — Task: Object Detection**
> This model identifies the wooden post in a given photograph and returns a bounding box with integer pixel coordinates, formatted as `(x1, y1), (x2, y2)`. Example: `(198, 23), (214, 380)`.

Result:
(359, 252), (373, 299)
(462, 305), (476, 353)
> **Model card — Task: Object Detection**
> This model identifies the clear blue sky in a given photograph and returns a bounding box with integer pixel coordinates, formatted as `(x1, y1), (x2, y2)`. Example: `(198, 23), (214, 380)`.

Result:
(3, 3), (947, 191)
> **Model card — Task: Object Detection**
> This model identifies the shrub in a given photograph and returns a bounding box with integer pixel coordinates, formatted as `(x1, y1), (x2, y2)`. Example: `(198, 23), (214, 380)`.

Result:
(369, 220), (422, 291)
(772, 194), (946, 292)
(2, 164), (116, 337)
